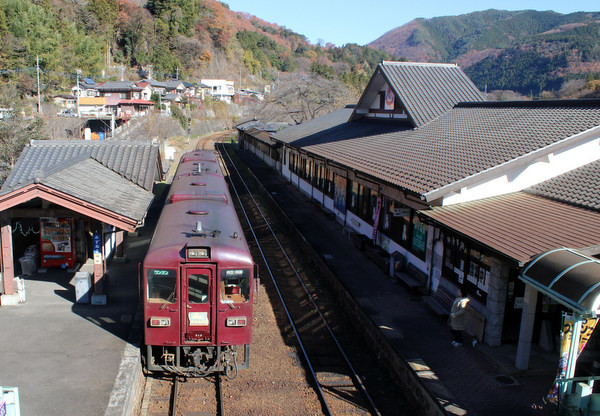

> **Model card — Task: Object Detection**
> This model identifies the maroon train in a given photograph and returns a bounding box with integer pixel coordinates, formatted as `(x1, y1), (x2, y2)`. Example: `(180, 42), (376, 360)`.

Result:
(142, 150), (257, 378)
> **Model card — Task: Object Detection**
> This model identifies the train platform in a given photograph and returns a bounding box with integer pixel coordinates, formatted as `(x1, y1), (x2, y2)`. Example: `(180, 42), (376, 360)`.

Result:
(0, 218), (153, 415)
(240, 149), (557, 416)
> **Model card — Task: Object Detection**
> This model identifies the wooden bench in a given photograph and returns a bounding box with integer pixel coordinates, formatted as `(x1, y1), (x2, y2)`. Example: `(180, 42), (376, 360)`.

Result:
(351, 232), (372, 251)
(423, 286), (455, 316)
(365, 244), (390, 272)
(395, 263), (428, 292)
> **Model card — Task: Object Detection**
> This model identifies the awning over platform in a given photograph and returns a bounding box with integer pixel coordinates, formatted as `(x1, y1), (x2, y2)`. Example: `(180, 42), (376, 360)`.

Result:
(520, 248), (600, 316)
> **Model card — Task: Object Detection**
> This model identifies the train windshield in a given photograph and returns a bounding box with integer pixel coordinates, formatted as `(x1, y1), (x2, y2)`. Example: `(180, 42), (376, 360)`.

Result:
(147, 269), (177, 303)
(220, 269), (250, 304)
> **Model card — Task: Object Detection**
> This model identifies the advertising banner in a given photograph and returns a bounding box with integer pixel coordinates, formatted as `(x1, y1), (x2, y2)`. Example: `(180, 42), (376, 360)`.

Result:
(547, 314), (597, 403)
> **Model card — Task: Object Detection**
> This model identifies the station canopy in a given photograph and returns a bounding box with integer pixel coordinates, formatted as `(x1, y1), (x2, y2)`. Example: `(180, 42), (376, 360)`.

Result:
(520, 248), (600, 317)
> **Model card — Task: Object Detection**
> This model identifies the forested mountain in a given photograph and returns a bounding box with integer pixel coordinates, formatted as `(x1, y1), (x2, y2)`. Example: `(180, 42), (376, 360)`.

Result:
(369, 9), (600, 97)
(0, 0), (394, 98)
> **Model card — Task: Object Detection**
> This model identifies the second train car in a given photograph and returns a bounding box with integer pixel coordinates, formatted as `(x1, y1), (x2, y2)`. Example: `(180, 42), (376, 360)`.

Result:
(142, 150), (257, 378)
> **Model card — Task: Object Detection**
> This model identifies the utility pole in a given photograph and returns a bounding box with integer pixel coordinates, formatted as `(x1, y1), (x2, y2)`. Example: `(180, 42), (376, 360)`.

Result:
(76, 69), (81, 117)
(36, 55), (42, 114)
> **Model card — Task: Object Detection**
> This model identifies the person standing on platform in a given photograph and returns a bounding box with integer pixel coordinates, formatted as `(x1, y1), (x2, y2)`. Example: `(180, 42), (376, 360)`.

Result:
(449, 289), (470, 347)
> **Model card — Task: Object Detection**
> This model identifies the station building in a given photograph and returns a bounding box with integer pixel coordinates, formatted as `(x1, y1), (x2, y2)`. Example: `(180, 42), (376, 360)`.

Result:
(238, 61), (600, 370)
(0, 140), (163, 305)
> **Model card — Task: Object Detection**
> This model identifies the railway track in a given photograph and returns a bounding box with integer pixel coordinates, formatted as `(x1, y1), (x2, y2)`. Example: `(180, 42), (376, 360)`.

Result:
(145, 374), (224, 416)
(143, 131), (407, 414)
(217, 144), (382, 416)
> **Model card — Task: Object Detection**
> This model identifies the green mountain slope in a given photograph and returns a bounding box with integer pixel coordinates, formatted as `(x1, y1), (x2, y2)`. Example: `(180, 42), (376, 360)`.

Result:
(0, 0), (395, 99)
(369, 9), (600, 96)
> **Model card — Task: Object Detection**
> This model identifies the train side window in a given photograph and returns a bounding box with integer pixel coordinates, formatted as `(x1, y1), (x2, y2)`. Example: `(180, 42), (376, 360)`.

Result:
(220, 269), (250, 303)
(147, 269), (177, 303)
(189, 273), (209, 304)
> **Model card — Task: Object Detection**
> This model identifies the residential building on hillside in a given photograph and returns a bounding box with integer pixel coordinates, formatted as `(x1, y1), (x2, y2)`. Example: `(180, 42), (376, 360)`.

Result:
(200, 79), (235, 103)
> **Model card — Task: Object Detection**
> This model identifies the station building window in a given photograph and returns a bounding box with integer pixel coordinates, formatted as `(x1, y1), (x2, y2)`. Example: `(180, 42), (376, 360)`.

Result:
(314, 165), (334, 197)
(380, 197), (426, 260)
(442, 233), (489, 302)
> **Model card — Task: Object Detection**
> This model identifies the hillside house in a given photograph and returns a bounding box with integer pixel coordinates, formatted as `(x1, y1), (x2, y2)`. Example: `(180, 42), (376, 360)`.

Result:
(200, 79), (235, 103)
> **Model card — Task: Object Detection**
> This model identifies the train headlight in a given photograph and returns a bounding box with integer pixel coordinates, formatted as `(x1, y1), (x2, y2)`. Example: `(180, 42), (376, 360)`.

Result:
(149, 317), (171, 327)
(187, 247), (209, 259)
(226, 317), (247, 327)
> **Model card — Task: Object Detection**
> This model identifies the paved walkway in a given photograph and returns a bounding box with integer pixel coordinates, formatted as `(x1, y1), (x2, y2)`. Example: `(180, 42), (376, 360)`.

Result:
(0, 196), (160, 415)
(240, 149), (557, 415)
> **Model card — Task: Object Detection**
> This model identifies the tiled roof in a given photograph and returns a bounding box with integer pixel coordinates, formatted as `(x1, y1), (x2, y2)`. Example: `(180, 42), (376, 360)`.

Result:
(273, 106), (412, 146)
(526, 159), (600, 211)
(421, 192), (600, 264)
(353, 62), (484, 127)
(278, 100), (600, 197)
(38, 158), (154, 221)
(2, 140), (160, 191)
(97, 81), (136, 90)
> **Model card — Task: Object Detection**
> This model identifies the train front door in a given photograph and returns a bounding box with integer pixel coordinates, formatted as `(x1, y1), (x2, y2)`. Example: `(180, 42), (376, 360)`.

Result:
(181, 266), (215, 344)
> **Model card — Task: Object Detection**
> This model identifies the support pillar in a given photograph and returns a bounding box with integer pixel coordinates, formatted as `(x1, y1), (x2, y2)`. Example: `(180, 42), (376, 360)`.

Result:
(115, 230), (124, 258)
(1, 220), (15, 295)
(516, 284), (538, 370)
(91, 229), (105, 296)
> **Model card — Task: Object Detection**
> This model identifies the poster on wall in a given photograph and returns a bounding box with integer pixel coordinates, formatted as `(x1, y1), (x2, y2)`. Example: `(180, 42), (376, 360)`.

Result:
(384, 86), (395, 110)
(333, 176), (347, 213)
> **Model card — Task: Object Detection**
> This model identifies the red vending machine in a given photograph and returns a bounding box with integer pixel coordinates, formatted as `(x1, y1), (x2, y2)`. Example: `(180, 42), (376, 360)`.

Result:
(39, 217), (76, 268)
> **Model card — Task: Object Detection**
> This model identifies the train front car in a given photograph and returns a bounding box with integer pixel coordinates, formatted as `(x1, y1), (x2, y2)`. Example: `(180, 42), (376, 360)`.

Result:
(143, 150), (256, 378)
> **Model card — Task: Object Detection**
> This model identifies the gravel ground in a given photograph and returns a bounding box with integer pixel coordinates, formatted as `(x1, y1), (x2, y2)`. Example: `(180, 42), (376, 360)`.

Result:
(145, 278), (324, 415)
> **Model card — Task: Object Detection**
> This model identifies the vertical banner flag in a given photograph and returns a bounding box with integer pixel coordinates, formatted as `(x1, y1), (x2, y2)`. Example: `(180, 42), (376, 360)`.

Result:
(372, 197), (382, 241)
(547, 314), (597, 403)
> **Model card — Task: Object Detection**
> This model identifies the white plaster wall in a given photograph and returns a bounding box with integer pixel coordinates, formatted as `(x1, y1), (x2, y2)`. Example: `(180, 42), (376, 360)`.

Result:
(298, 178), (312, 197)
(443, 134), (600, 205)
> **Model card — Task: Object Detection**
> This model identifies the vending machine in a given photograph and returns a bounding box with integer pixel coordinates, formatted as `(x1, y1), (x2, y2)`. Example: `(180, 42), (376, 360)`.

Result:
(39, 217), (76, 268)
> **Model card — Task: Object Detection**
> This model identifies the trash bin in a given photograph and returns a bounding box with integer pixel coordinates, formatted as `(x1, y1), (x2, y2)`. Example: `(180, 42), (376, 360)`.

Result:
(74, 272), (91, 304)
(18, 256), (36, 276)
(24, 245), (39, 260)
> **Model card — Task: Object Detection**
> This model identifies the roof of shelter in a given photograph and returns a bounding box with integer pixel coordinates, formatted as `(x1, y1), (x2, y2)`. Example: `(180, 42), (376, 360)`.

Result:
(2, 140), (160, 191)
(421, 192), (600, 265)
(0, 140), (160, 230)
(36, 157), (153, 221)
(273, 100), (600, 199)
(520, 248), (600, 316)
(351, 62), (484, 127)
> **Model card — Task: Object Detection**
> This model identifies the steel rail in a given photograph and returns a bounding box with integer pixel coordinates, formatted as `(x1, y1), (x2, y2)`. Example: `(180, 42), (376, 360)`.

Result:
(216, 146), (334, 416)
(219, 144), (380, 415)
(169, 376), (178, 416)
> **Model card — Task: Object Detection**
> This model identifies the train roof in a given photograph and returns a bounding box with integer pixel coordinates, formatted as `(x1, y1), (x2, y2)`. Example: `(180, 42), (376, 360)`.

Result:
(144, 151), (253, 269)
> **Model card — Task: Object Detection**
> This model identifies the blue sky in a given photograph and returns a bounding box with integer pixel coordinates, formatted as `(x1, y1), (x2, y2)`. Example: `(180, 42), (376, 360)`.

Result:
(223, 0), (599, 46)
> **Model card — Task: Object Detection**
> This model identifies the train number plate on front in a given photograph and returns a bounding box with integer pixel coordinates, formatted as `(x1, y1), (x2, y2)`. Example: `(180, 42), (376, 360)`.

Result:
(186, 331), (210, 341)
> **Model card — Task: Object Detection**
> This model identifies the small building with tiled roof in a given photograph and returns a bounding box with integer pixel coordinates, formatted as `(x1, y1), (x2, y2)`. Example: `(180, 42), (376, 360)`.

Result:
(0, 140), (163, 305)
(238, 61), (600, 369)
